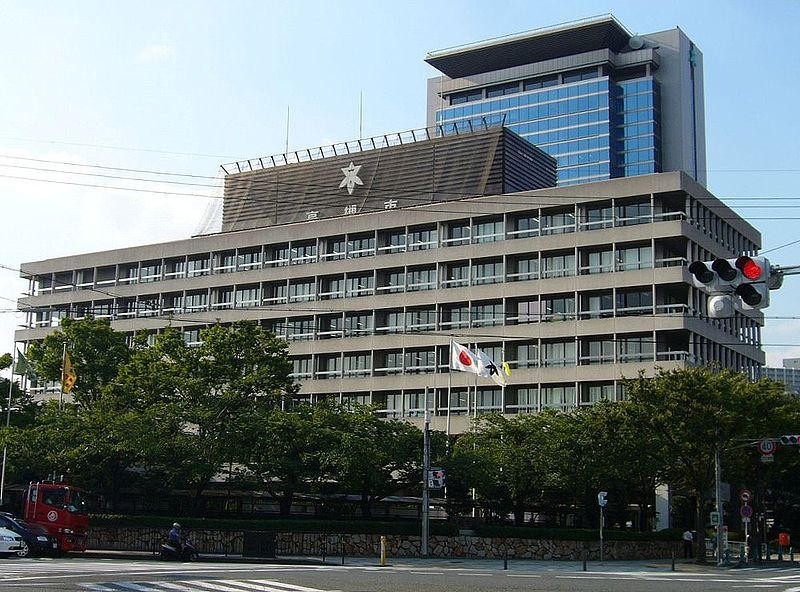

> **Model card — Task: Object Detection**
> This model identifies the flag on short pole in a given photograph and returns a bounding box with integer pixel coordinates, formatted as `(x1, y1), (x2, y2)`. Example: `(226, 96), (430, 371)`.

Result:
(477, 349), (510, 387)
(13, 349), (37, 381)
(450, 341), (481, 375)
(62, 352), (77, 394)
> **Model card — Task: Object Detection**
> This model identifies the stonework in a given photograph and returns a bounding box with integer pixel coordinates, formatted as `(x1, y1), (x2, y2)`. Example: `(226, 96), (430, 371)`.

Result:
(89, 526), (680, 560)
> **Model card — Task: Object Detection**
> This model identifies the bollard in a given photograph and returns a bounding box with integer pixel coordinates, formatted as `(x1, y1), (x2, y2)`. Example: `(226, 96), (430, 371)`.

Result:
(503, 548), (508, 571)
(321, 535), (327, 563)
(582, 549), (587, 572)
(341, 539), (345, 565)
(671, 551), (675, 571)
(790, 547), (794, 564)
(380, 535), (387, 567)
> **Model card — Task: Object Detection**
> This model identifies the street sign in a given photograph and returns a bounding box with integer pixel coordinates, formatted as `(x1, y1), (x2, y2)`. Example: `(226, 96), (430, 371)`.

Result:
(742, 517), (751, 525)
(597, 491), (608, 507)
(740, 504), (753, 519)
(757, 439), (776, 456)
(710, 511), (721, 526)
(740, 489), (753, 503)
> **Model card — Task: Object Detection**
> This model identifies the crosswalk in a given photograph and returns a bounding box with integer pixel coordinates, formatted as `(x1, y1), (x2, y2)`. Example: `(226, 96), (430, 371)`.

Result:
(81, 579), (329, 592)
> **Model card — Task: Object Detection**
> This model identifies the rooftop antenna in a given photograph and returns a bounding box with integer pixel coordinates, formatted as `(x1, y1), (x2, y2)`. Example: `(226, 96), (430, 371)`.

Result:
(359, 91), (363, 139)
(285, 105), (290, 154)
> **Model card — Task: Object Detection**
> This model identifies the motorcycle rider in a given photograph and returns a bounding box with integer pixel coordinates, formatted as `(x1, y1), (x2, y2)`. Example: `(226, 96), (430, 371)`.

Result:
(168, 522), (182, 553)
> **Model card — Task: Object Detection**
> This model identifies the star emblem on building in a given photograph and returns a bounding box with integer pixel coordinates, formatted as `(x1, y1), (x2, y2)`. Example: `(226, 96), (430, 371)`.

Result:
(339, 162), (363, 195)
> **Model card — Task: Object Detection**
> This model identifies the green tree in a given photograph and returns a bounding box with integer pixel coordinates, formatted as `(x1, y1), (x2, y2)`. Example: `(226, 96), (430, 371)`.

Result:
(27, 317), (130, 408)
(625, 367), (792, 562)
(323, 405), (421, 518)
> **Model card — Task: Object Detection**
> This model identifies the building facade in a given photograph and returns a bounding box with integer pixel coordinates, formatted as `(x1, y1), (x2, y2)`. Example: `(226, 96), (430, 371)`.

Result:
(425, 15), (706, 187)
(16, 128), (762, 433)
(763, 359), (800, 397)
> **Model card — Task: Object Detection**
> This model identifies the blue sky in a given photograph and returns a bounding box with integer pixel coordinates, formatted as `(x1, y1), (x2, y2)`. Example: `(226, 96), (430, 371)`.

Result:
(1, 0), (799, 369)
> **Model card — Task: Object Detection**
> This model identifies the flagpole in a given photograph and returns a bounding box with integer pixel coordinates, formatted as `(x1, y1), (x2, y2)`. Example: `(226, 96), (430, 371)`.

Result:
(1, 349), (16, 505)
(60, 342), (67, 411)
(446, 337), (452, 445)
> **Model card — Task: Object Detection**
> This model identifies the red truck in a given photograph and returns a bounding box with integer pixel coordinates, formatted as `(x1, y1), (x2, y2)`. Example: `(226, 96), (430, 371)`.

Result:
(22, 481), (89, 552)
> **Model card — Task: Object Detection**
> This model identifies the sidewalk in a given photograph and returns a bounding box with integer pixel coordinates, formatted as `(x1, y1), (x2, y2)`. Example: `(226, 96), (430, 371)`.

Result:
(79, 550), (795, 573)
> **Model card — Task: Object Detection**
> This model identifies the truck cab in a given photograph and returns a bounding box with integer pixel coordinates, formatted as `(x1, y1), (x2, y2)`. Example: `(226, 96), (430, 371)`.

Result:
(23, 482), (89, 552)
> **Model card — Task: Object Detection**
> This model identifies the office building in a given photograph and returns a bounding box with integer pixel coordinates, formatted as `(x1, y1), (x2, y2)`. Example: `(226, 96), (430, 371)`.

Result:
(763, 359), (800, 397)
(16, 124), (763, 433)
(425, 15), (706, 187)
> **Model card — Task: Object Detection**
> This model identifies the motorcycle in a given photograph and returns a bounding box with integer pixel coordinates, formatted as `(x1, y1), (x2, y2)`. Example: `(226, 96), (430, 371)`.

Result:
(159, 539), (199, 561)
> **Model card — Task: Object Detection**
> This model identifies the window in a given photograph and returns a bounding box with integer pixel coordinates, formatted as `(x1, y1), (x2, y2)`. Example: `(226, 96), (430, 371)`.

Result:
(378, 269), (405, 294)
(562, 67), (598, 83)
(376, 309), (404, 334)
(317, 315), (343, 339)
(582, 203), (613, 230)
(263, 282), (288, 304)
(582, 248), (614, 274)
(541, 252), (576, 278)
(405, 349), (435, 374)
(348, 234), (375, 258)
(408, 226), (437, 251)
(581, 292), (614, 319)
(214, 251), (236, 273)
(473, 219), (503, 243)
(119, 264), (138, 284)
(164, 258), (186, 280)
(380, 229), (406, 254)
(510, 256), (538, 281)
(237, 248), (262, 270)
(406, 308), (435, 332)
(407, 267), (436, 291)
(291, 241), (316, 265)
(316, 354), (341, 379)
(509, 213), (539, 238)
(344, 352), (372, 377)
(444, 221), (470, 246)
(211, 287), (233, 309)
(183, 328), (202, 347)
(185, 291), (208, 311)
(486, 82), (519, 97)
(442, 304), (470, 330)
(617, 288), (653, 316)
(541, 385), (576, 411)
(513, 343), (539, 369)
(162, 293), (184, 314)
(472, 260), (503, 285)
(580, 383), (614, 405)
(450, 89), (483, 105)
(523, 74), (558, 90)
(617, 245), (653, 271)
(507, 386), (537, 413)
(541, 210), (575, 235)
(289, 279), (315, 302)
(581, 339), (614, 365)
(617, 200), (651, 226)
(542, 340), (576, 367)
(139, 262), (160, 283)
(265, 244), (289, 267)
(443, 262), (470, 288)
(323, 236), (346, 261)
(345, 274), (374, 297)
(473, 302), (504, 327)
(618, 334), (654, 362)
(235, 285), (260, 308)
(345, 313), (373, 336)
(377, 350), (403, 375)
(319, 276), (344, 300)
(291, 357), (313, 379)
(287, 317), (314, 341)
(187, 255), (210, 277)
(541, 294), (576, 321)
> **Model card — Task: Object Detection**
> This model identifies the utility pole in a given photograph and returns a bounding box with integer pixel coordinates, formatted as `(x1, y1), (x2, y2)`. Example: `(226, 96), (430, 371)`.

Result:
(715, 448), (724, 566)
(421, 386), (430, 558)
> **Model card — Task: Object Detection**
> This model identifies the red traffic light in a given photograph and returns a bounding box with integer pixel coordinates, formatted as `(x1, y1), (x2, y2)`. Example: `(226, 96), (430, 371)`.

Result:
(736, 256), (764, 280)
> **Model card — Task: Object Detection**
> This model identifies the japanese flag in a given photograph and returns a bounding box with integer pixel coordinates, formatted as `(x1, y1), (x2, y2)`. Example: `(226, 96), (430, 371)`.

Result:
(451, 341), (481, 375)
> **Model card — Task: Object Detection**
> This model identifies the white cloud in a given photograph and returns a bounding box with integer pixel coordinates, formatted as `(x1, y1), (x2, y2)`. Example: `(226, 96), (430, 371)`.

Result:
(136, 44), (177, 63)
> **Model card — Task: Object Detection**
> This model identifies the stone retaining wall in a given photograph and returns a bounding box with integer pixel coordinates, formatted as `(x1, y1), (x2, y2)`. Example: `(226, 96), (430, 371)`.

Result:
(89, 526), (680, 560)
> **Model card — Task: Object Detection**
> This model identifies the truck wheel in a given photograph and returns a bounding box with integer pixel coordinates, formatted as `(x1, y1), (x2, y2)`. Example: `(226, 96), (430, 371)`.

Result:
(16, 542), (30, 558)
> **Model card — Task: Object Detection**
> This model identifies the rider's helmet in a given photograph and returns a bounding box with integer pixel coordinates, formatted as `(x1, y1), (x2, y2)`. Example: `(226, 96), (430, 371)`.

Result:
(173, 522), (181, 529)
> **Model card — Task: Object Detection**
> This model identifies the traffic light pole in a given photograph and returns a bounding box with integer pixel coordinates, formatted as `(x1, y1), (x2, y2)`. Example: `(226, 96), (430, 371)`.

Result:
(422, 386), (430, 558)
(715, 448), (724, 566)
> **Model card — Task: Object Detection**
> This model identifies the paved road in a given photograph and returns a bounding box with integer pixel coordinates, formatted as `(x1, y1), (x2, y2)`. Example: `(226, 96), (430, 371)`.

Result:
(1, 555), (799, 592)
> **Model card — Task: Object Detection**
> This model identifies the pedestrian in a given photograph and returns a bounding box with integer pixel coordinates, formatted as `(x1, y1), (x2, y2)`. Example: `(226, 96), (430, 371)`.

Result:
(683, 528), (694, 558)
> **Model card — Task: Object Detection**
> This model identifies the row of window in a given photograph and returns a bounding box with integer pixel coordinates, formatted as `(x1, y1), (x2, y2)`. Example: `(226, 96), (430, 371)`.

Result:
(30, 200), (682, 294)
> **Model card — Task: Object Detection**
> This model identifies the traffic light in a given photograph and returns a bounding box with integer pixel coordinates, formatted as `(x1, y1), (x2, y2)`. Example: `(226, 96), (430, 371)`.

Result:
(688, 256), (772, 313)
(428, 468), (445, 489)
(733, 256), (770, 310)
(780, 435), (800, 446)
